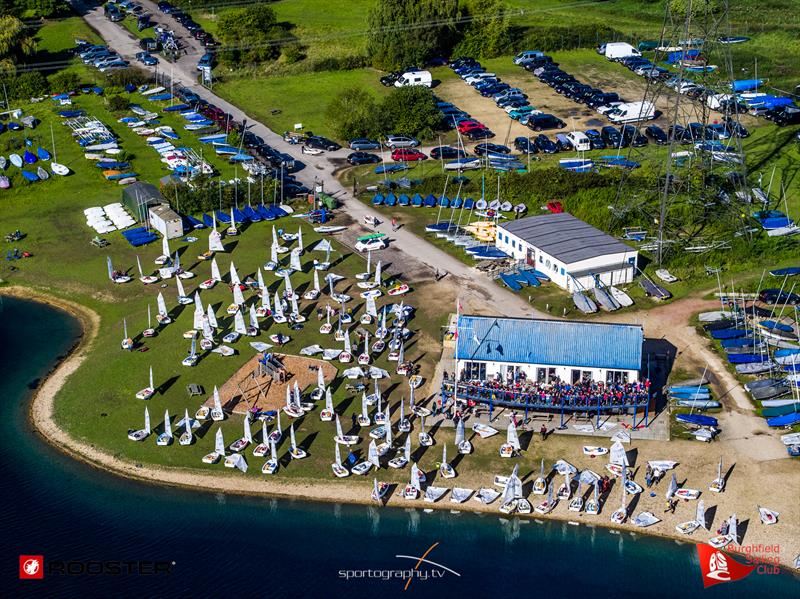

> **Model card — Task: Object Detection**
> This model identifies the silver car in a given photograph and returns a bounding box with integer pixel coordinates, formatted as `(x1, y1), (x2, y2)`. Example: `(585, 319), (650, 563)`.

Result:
(385, 135), (419, 149)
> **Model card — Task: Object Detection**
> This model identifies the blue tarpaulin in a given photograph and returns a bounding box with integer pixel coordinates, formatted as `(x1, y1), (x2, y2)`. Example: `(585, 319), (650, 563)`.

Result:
(731, 79), (763, 91)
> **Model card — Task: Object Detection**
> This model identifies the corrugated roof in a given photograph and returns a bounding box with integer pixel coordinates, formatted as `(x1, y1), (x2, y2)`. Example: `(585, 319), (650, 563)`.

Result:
(455, 315), (643, 371)
(499, 213), (634, 264)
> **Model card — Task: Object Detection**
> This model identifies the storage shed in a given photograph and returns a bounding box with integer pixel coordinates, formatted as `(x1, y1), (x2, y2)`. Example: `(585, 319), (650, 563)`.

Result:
(148, 203), (184, 240)
(122, 182), (165, 222)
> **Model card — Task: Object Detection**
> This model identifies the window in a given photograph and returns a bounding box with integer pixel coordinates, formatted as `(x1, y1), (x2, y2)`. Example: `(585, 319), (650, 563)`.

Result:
(462, 361), (486, 381)
(539, 256), (543, 263)
(545, 259), (551, 268)
(552, 262), (557, 272)
(560, 268), (565, 275)
(606, 370), (629, 384)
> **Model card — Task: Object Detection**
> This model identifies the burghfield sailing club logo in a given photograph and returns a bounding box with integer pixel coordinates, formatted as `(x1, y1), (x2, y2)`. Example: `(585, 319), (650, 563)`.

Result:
(697, 544), (755, 588)
(338, 542), (461, 589)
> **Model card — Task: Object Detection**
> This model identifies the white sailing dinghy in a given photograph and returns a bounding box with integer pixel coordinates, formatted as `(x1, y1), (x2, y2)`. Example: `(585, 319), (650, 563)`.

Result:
(127, 407), (151, 441)
(606, 440), (630, 477)
(352, 440), (379, 475)
(557, 472), (573, 500)
(451, 488), (474, 503)
(677, 499), (706, 535)
(202, 428), (225, 464)
(610, 467), (629, 524)
(142, 305), (156, 338)
(121, 318), (133, 350)
(475, 487), (501, 505)
(371, 478), (389, 502)
(425, 486), (448, 503)
(137, 255), (159, 284)
(339, 330), (352, 363)
(246, 305), (260, 336)
(268, 411), (283, 444)
(373, 393), (386, 425)
(282, 385), (304, 418)
(376, 406), (392, 455)
(356, 251), (372, 281)
(533, 459), (547, 495)
(357, 392), (371, 427)
(398, 397), (411, 433)
(455, 418), (472, 454)
(200, 257), (222, 289)
(224, 452), (248, 472)
(472, 423), (499, 438)
(264, 242), (279, 271)
(583, 445), (609, 457)
(210, 386), (225, 421)
(135, 366), (156, 400)
(334, 414), (359, 445)
(360, 294), (378, 326)
(500, 420), (520, 457)
(181, 337), (198, 366)
(253, 420), (270, 457)
(156, 410), (173, 446)
(569, 481), (584, 512)
(229, 417), (253, 452)
(439, 444), (456, 478)
(155, 236), (171, 266)
(262, 439), (279, 474)
(179, 409), (193, 446)
(534, 482), (556, 514)
(358, 331), (371, 365)
(175, 277), (192, 305)
(289, 423), (307, 459)
(389, 435), (411, 469)
(633, 511), (661, 528)
(107, 256), (131, 284)
(708, 514), (738, 548)
(272, 291), (287, 324)
(585, 480), (601, 515)
(403, 462), (422, 499)
(332, 443), (350, 478)
(418, 415), (433, 447)
(303, 268), (321, 301)
(758, 506), (779, 525)
(320, 388), (334, 421)
(156, 292), (171, 325)
(709, 458), (725, 493)
(499, 464), (523, 514)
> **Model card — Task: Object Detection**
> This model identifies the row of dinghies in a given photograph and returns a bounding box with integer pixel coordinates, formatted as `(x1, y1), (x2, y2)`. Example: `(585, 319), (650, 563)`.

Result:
(0, 144), (69, 189)
(372, 192), (526, 214)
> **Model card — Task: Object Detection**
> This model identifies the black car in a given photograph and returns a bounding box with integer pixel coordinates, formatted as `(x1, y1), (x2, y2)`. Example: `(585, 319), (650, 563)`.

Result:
(157, 1), (173, 12)
(526, 114), (566, 131)
(305, 136), (340, 151)
(584, 129), (605, 150)
(380, 72), (400, 87)
(759, 289), (800, 305)
(474, 143), (510, 156)
(430, 146), (466, 160)
(464, 128), (495, 141)
(645, 125), (668, 145)
(534, 134), (557, 154)
(347, 151), (381, 166)
(668, 124), (690, 144)
(723, 118), (749, 138)
(139, 37), (159, 51)
(513, 136), (537, 154)
(600, 126), (623, 149)
(770, 106), (800, 126)
(620, 125), (647, 148)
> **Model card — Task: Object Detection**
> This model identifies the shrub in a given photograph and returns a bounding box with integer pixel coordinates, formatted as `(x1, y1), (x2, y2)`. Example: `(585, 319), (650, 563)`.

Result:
(11, 71), (48, 99)
(48, 69), (80, 94)
(107, 95), (129, 112)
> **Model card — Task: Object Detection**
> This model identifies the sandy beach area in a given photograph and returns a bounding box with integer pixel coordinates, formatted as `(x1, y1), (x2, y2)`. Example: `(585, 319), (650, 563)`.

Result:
(3, 285), (798, 572)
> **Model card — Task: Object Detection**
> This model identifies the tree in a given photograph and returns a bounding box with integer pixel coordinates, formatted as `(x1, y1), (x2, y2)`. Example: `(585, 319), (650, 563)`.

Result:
(453, 0), (510, 59)
(48, 70), (80, 93)
(366, 0), (460, 70)
(216, 4), (290, 65)
(377, 86), (441, 139)
(10, 71), (47, 100)
(325, 87), (378, 140)
(0, 15), (35, 75)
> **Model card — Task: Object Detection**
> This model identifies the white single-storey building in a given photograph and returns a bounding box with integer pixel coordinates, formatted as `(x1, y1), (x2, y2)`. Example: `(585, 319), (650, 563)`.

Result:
(455, 315), (643, 385)
(496, 212), (637, 291)
(148, 203), (184, 240)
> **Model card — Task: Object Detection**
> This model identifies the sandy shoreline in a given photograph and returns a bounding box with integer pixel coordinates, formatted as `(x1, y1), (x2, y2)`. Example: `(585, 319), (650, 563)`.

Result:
(3, 285), (798, 572)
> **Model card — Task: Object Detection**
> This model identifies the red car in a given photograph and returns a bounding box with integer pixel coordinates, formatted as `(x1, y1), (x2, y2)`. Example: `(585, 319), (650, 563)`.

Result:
(457, 120), (487, 134)
(391, 148), (427, 161)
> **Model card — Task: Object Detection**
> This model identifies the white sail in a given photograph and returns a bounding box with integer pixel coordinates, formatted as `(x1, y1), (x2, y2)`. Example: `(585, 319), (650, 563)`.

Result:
(209, 228), (224, 252)
(374, 261), (382, 285)
(290, 248), (302, 272)
(161, 235), (170, 259)
(384, 406), (392, 445)
(696, 499), (706, 529)
(343, 330), (351, 353)
(286, 385), (293, 409)
(317, 366), (325, 390)
(297, 227), (303, 250)
(229, 261), (241, 286)
(400, 397), (406, 422)
(261, 288), (271, 312)
(729, 514), (738, 542)
(136, 255), (144, 277)
(173, 251), (181, 272)
(312, 269), (320, 293)
(183, 409), (192, 438)
(403, 435), (411, 462)
(325, 388), (334, 413)
(249, 305), (259, 330)
(272, 225), (278, 246)
(455, 418), (465, 445)
(213, 387), (222, 413)
(107, 256), (114, 280)
(335, 442), (343, 466)
(147, 305), (152, 329)
(365, 251), (372, 275)
(163, 409), (172, 438)
(270, 242), (278, 265)
(123, 318), (129, 339)
(397, 342), (405, 364)
(273, 291), (284, 318)
(409, 384), (415, 410)
(234, 310), (247, 335)
(610, 440), (629, 466)
(193, 293), (205, 329)
(293, 381), (301, 406)
(366, 294), (378, 318)
(620, 465), (628, 509)
(442, 443), (448, 465)
(270, 438), (277, 461)
(207, 304), (218, 328)
(283, 272), (294, 297)
(257, 268), (265, 290)
(234, 453), (248, 473)
(290, 423), (298, 449)
(368, 440), (379, 468)
(144, 406), (151, 434)
(290, 294), (300, 318)
(410, 462), (422, 491)
(202, 318), (214, 341)
(148, 366), (154, 390)
(666, 473), (678, 500)
(233, 284), (245, 306)
(501, 472), (515, 504)
(336, 414), (344, 438)
(214, 427), (225, 456)
(507, 421), (520, 450)
(244, 417), (253, 443)
(176, 277), (187, 299)
(189, 337), (197, 358)
(361, 392), (369, 419)
(210, 257), (221, 281)
(511, 464), (522, 498)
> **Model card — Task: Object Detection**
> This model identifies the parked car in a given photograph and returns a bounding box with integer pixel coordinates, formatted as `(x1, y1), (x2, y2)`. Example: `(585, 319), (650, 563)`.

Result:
(349, 138), (380, 151)
(463, 128), (495, 141)
(474, 143), (510, 156)
(760, 289), (800, 305)
(347, 152), (381, 165)
(157, 1), (173, 12)
(430, 146), (465, 160)
(526, 113), (566, 131)
(391, 148), (426, 161)
(601, 125), (623, 148)
(644, 125), (668, 144)
(135, 51), (158, 65)
(456, 120), (487, 134)
(513, 136), (538, 154)
(384, 135), (419, 149)
(554, 134), (573, 152)
(534, 134), (558, 153)
(620, 125), (647, 147)
(508, 106), (536, 120)
(584, 129), (605, 150)
(306, 135), (341, 151)
(139, 37), (159, 51)
(723, 118), (749, 138)
(197, 53), (214, 70)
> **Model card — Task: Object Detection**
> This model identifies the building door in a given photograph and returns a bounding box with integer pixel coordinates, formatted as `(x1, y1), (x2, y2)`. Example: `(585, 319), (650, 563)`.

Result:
(571, 369), (582, 384)
(526, 248), (535, 266)
(536, 368), (546, 383)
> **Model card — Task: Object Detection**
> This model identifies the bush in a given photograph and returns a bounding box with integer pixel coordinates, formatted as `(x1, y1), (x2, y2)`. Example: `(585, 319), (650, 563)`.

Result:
(48, 69), (80, 94)
(102, 67), (150, 89)
(326, 87), (379, 140)
(107, 95), (129, 112)
(518, 23), (624, 52)
(10, 71), (48, 99)
(377, 86), (442, 139)
(281, 43), (305, 64)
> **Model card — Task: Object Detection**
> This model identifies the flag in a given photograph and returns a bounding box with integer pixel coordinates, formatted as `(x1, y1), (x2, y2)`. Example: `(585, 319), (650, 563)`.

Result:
(696, 544), (755, 588)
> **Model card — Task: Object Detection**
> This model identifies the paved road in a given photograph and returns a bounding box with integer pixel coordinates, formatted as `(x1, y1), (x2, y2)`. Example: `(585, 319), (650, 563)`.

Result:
(72, 0), (540, 318)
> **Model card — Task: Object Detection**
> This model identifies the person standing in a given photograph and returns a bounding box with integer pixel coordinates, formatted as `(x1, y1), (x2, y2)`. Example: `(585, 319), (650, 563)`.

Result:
(540, 424), (547, 441)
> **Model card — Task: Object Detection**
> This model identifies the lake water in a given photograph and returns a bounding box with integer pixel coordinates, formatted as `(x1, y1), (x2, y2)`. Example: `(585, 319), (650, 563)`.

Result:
(1, 296), (796, 596)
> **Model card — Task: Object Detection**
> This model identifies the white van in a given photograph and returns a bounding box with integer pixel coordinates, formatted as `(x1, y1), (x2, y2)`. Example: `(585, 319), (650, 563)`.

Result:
(513, 50), (544, 64)
(566, 131), (591, 152)
(606, 101), (656, 124)
(604, 42), (641, 60)
(394, 70), (432, 88)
